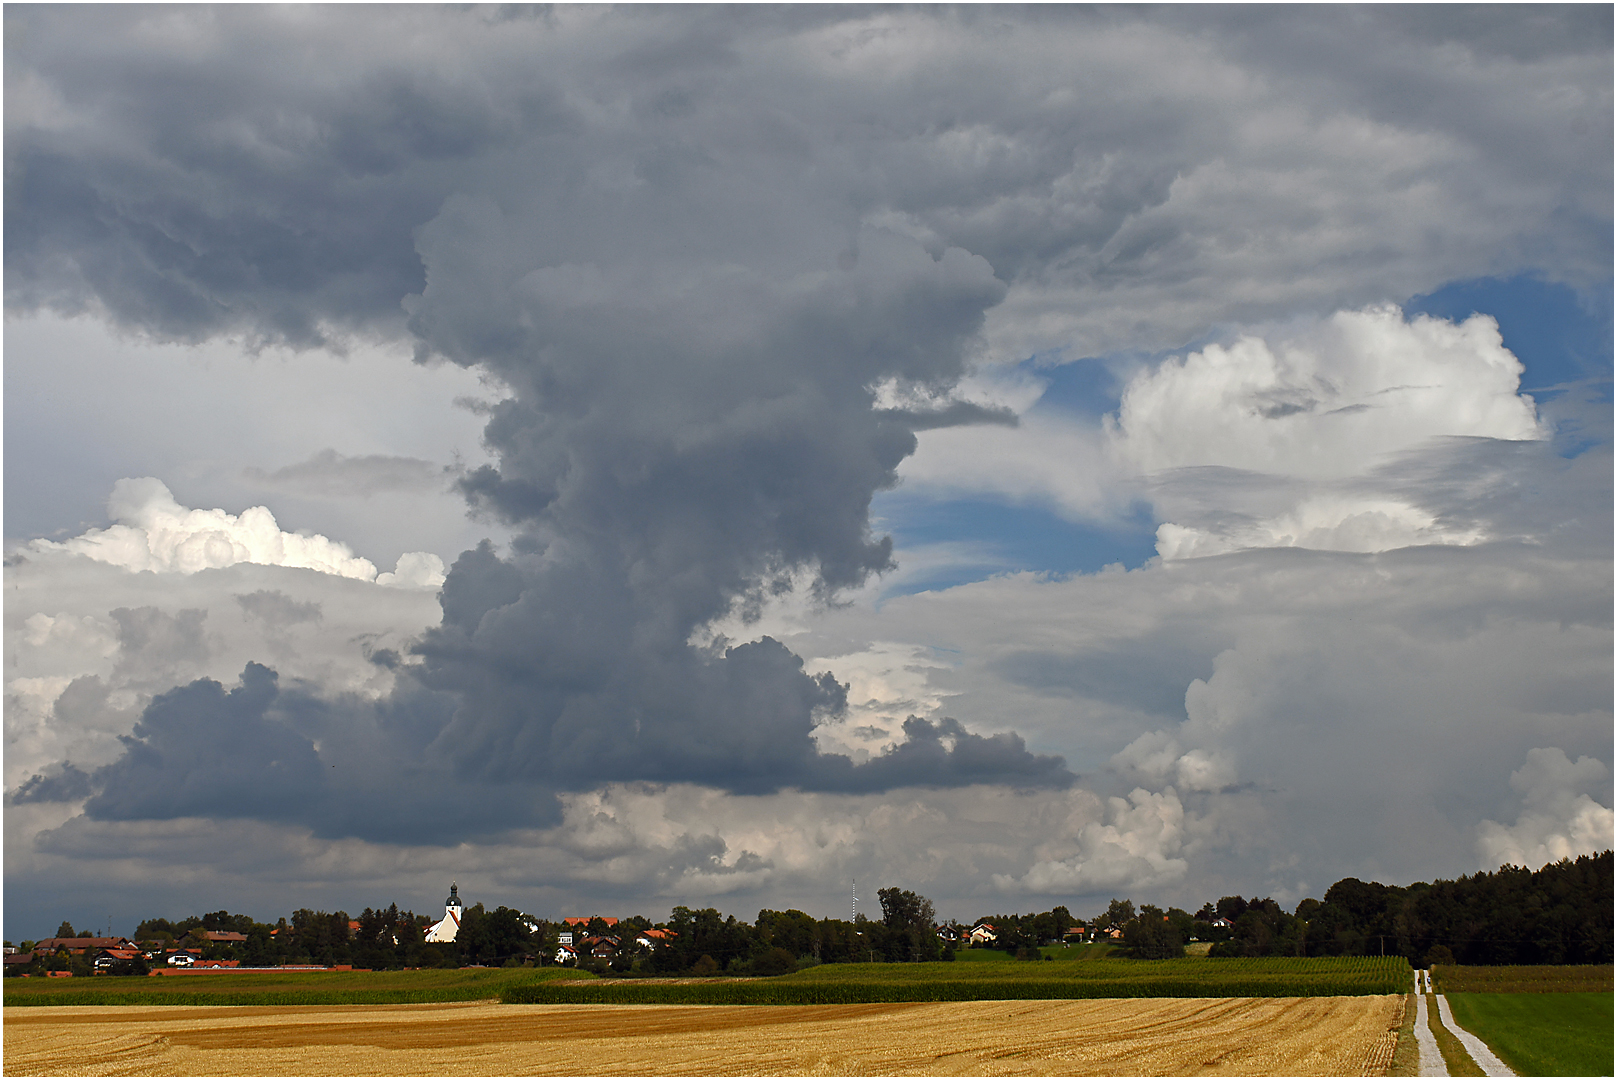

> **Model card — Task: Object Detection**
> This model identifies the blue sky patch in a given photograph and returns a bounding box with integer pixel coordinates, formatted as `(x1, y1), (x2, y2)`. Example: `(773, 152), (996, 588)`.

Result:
(1408, 275), (1613, 400)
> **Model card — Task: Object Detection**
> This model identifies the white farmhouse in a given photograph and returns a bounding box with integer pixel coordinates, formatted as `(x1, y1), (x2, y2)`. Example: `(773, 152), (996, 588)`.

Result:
(424, 882), (466, 943)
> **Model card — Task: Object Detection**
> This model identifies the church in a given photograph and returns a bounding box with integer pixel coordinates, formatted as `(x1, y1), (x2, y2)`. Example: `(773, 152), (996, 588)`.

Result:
(423, 882), (464, 943)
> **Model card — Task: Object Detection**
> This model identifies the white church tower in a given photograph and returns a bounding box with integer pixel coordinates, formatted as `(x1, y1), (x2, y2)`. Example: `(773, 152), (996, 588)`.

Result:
(424, 882), (465, 943)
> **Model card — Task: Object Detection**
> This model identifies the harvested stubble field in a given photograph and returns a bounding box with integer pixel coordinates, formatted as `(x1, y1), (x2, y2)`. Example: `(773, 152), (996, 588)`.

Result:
(2, 995), (1403, 1076)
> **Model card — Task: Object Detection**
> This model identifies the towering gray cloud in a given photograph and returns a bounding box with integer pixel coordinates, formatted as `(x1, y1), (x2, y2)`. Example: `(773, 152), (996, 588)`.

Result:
(8, 6), (1093, 807)
(2, 6), (1609, 923)
(403, 211), (1032, 792)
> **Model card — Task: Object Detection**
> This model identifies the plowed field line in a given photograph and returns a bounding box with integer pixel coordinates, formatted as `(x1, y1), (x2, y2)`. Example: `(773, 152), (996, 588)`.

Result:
(5, 996), (1402, 1076)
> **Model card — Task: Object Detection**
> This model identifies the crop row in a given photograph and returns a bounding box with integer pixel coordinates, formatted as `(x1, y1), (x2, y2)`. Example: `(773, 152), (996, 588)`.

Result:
(2, 966), (592, 1007)
(2, 986), (523, 1007)
(504, 972), (1409, 1005)
(1433, 964), (1614, 994)
(782, 957), (1409, 984)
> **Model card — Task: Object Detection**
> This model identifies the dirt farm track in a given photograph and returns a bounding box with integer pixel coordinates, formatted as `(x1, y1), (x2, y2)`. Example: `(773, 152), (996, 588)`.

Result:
(5, 996), (1401, 1076)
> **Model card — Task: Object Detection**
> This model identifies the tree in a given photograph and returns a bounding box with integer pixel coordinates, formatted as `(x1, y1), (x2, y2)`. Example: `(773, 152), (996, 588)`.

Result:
(1124, 910), (1184, 959)
(1033, 906), (1073, 943)
(462, 906), (535, 965)
(1103, 899), (1135, 928)
(55, 921), (75, 939)
(877, 887), (939, 962)
(750, 947), (797, 975)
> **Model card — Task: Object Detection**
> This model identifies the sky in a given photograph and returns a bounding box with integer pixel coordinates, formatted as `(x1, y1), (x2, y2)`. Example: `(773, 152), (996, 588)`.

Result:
(4, 5), (1611, 941)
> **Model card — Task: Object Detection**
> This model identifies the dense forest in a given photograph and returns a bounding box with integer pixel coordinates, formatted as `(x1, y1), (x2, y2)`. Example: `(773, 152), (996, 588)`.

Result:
(12, 853), (1609, 975)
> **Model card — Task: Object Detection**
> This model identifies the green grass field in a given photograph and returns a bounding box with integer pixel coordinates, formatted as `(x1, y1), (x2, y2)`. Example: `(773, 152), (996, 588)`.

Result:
(504, 955), (1409, 1005)
(2, 966), (592, 1007)
(1446, 992), (1613, 1077)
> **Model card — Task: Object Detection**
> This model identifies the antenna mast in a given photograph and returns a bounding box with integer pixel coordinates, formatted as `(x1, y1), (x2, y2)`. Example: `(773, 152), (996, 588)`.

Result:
(851, 879), (857, 921)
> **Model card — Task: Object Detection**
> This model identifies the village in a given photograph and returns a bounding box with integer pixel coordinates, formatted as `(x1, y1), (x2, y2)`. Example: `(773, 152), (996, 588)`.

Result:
(4, 881), (1240, 978)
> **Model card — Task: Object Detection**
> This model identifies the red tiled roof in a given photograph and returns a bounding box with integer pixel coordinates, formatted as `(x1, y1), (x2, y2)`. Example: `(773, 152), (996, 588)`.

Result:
(33, 937), (132, 953)
(562, 916), (618, 927)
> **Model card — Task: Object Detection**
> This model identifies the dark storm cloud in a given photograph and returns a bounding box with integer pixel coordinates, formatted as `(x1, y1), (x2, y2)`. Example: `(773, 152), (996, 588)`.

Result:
(76, 663), (560, 844)
(67, 656), (1066, 839)
(8, 763), (93, 805)
(5, 7), (1604, 838)
(84, 663), (326, 823)
(243, 450), (451, 498)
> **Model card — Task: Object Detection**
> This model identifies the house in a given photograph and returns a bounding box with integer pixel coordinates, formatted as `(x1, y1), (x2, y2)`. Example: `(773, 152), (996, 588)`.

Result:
(1210, 917), (1234, 931)
(92, 948), (143, 971)
(635, 929), (677, 949)
(580, 935), (619, 958)
(1063, 925), (1087, 942)
(4, 952), (35, 972)
(31, 937), (134, 956)
(183, 930), (248, 948)
(1104, 926), (1124, 940)
(166, 952), (197, 967)
(935, 925), (960, 943)
(968, 923), (997, 944)
(554, 944), (579, 965)
(424, 882), (465, 943)
(562, 916), (618, 929)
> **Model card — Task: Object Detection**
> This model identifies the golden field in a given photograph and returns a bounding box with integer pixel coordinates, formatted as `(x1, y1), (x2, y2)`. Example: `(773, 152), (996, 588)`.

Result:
(4, 995), (1402, 1076)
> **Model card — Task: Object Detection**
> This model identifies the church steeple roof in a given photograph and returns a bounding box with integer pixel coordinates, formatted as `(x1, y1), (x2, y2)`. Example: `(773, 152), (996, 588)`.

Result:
(445, 882), (462, 909)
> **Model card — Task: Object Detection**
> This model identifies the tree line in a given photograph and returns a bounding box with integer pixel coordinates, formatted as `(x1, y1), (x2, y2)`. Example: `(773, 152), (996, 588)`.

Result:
(12, 852), (1608, 976)
(1105, 851), (1612, 966)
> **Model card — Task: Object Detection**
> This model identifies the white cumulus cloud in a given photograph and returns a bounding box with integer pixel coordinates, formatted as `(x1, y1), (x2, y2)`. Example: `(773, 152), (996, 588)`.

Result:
(31, 478), (444, 588)
(1476, 748), (1614, 869)
(999, 787), (1193, 895)
(1110, 305), (1545, 558)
